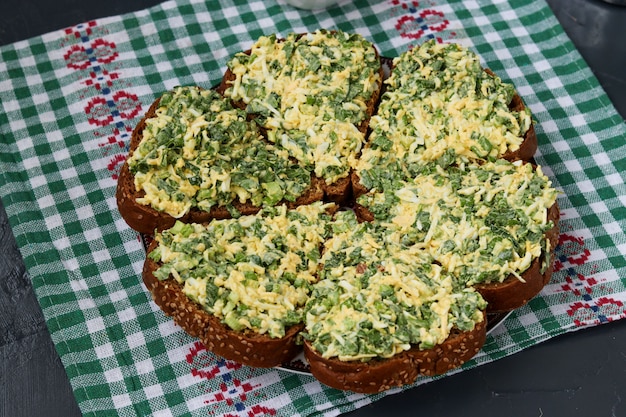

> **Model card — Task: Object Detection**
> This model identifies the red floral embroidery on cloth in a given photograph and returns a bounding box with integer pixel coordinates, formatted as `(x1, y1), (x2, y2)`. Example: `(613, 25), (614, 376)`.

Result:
(61, 21), (140, 180)
(186, 342), (277, 416)
(554, 231), (626, 326)
(388, 0), (460, 44)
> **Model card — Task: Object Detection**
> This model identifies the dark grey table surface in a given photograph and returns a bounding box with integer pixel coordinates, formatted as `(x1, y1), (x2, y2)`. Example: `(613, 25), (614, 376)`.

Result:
(1, 1), (625, 416)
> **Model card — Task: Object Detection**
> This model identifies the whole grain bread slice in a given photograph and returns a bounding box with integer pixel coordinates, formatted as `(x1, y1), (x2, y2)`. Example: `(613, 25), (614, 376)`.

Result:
(474, 201), (560, 312)
(354, 200), (560, 313)
(142, 240), (304, 368)
(115, 93), (325, 235)
(218, 32), (384, 204)
(351, 68), (538, 199)
(303, 316), (487, 393)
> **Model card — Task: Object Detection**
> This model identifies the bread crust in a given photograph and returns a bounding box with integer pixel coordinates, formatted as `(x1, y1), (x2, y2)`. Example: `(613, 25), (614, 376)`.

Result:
(142, 240), (304, 368)
(500, 93), (538, 162)
(303, 317), (487, 393)
(481, 69), (538, 162)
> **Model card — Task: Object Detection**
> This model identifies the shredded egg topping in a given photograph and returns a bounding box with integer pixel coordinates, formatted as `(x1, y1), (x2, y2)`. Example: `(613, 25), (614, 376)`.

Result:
(356, 40), (533, 184)
(226, 30), (382, 184)
(128, 87), (311, 219)
(150, 202), (334, 338)
(140, 35), (558, 363)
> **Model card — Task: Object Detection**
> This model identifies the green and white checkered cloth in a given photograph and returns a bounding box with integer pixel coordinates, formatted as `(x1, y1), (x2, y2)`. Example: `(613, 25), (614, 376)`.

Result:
(1, 0), (625, 415)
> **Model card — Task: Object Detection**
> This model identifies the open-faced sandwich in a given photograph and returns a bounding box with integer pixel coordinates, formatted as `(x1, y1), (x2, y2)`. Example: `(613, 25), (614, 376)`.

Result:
(352, 40), (538, 197)
(116, 86), (324, 234)
(116, 30), (560, 393)
(218, 30), (384, 203)
(142, 202), (336, 368)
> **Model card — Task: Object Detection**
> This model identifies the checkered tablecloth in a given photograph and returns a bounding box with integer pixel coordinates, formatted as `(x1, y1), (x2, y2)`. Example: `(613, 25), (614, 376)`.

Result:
(1, 0), (625, 415)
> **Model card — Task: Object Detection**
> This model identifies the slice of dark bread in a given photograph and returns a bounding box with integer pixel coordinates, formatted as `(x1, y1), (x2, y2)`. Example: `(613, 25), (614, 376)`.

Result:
(116, 90), (325, 235)
(219, 30), (384, 204)
(352, 46), (538, 199)
(353, 174), (560, 314)
(303, 318), (486, 393)
(474, 201), (560, 312)
(142, 239), (304, 367)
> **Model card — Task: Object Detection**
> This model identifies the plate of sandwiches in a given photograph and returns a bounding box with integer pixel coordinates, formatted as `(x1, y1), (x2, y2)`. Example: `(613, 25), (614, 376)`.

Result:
(117, 30), (560, 393)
